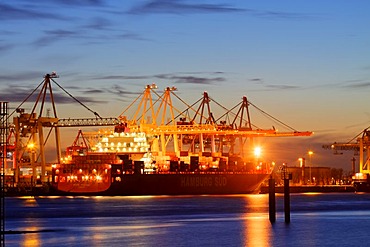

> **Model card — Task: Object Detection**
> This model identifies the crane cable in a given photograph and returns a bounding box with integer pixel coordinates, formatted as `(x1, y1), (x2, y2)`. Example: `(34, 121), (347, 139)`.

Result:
(5, 79), (45, 122)
(347, 126), (370, 144)
(213, 99), (261, 129)
(248, 101), (298, 132)
(51, 78), (102, 119)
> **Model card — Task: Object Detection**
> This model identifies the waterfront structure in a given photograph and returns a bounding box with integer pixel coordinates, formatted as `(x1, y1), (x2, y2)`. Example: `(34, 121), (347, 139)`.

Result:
(323, 128), (370, 192)
(3, 73), (312, 196)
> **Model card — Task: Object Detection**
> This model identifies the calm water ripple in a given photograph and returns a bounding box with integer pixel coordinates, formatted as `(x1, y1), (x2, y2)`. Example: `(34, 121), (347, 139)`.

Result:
(4, 193), (370, 247)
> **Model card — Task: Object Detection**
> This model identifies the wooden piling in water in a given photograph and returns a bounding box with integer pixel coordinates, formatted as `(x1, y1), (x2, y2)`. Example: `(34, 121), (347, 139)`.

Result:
(284, 176), (291, 223)
(269, 177), (276, 223)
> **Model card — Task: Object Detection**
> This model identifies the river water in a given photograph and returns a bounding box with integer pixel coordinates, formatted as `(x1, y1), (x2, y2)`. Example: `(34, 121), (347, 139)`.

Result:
(4, 193), (370, 247)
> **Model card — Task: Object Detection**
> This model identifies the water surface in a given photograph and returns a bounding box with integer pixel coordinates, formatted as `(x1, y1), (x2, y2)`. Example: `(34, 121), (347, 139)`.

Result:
(5, 193), (370, 246)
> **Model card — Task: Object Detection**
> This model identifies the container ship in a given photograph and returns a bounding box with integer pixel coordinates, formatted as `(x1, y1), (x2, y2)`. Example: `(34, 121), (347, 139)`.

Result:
(1, 74), (312, 196)
(51, 129), (271, 196)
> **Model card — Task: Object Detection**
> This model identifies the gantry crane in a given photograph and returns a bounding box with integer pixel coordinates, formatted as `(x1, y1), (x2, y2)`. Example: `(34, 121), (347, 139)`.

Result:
(10, 77), (312, 186)
(118, 84), (312, 161)
(323, 128), (370, 176)
(11, 73), (118, 185)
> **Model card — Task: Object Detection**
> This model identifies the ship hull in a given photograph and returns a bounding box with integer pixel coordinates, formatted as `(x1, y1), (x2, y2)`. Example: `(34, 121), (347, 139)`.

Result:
(108, 173), (269, 196)
(353, 181), (370, 193)
(53, 173), (269, 196)
(353, 174), (370, 193)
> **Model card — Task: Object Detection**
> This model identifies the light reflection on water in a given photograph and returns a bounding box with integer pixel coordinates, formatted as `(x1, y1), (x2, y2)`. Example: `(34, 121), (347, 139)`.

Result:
(5, 193), (370, 247)
(244, 215), (271, 247)
(21, 226), (41, 247)
(242, 194), (271, 247)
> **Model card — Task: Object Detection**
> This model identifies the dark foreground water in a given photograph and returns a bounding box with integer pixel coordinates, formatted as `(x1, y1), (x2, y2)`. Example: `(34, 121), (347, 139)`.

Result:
(4, 193), (370, 247)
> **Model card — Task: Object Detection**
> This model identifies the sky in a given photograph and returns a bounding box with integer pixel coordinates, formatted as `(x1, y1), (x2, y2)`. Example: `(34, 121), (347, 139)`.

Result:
(1, 0), (370, 172)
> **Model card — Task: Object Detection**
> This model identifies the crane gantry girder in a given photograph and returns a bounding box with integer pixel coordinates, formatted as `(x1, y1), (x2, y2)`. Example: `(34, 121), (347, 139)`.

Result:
(325, 130), (370, 149)
(145, 124), (312, 137)
(57, 117), (120, 127)
(322, 143), (360, 151)
(322, 128), (370, 174)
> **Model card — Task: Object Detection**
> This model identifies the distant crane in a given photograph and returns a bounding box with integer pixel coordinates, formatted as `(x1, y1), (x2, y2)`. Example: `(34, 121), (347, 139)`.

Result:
(323, 128), (370, 175)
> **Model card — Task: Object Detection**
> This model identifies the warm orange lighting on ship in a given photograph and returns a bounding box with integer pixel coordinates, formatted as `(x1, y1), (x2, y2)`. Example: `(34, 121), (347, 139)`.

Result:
(298, 157), (304, 167)
(254, 147), (261, 158)
(27, 142), (35, 149)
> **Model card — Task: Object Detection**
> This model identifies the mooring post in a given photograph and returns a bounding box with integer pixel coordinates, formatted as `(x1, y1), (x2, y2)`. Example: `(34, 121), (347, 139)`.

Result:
(280, 163), (291, 224)
(269, 176), (276, 223)
(284, 175), (291, 223)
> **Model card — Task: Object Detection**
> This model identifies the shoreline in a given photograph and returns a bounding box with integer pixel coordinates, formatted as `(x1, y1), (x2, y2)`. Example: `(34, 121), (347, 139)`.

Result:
(260, 185), (355, 194)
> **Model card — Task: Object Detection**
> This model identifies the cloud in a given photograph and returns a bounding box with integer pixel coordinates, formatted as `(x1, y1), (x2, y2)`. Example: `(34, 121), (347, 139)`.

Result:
(127, 0), (312, 20)
(128, 0), (243, 15)
(0, 43), (14, 53)
(32, 26), (147, 47)
(343, 80), (370, 89)
(156, 73), (225, 84)
(49, 82), (109, 104)
(249, 78), (263, 83)
(32, 29), (85, 47)
(0, 85), (39, 103)
(80, 89), (106, 94)
(0, 71), (45, 82)
(265, 84), (299, 90)
(0, 3), (65, 21)
(93, 72), (225, 85)
(83, 17), (113, 31)
(117, 32), (151, 41)
(0, 72), (143, 105)
(0, 85), (79, 106)
(93, 75), (150, 80)
(107, 84), (143, 97)
(0, 81), (106, 107)
(249, 78), (300, 91)
(0, 30), (17, 36)
(254, 10), (312, 20)
(47, 0), (105, 7)
(53, 92), (104, 104)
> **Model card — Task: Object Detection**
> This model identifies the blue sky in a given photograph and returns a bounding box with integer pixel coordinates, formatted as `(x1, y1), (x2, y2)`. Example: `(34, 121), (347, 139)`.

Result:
(1, 0), (370, 170)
